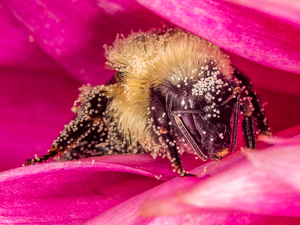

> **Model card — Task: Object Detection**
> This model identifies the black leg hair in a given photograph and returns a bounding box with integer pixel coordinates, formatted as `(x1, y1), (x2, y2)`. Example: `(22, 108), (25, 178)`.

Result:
(234, 69), (271, 149)
(25, 85), (110, 165)
(234, 70), (272, 136)
(241, 114), (257, 149)
(162, 132), (186, 176)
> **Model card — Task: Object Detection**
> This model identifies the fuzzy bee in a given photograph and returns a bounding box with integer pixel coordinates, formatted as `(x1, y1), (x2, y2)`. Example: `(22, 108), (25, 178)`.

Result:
(25, 27), (271, 176)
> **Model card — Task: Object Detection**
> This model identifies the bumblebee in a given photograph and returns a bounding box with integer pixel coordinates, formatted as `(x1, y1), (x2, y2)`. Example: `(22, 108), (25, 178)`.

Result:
(25, 27), (271, 176)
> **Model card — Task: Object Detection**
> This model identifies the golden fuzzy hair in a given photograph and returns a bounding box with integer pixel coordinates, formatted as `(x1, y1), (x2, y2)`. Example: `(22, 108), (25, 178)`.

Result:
(103, 27), (233, 149)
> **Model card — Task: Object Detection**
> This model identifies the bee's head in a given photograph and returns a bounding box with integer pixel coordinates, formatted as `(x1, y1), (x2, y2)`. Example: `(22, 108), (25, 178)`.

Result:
(166, 75), (240, 161)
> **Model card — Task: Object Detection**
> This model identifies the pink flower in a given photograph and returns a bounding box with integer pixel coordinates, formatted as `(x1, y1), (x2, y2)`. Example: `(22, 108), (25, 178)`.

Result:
(1, 0), (300, 224)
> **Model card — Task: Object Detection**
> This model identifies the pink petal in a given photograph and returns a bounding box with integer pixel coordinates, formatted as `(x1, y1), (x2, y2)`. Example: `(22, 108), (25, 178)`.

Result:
(228, 0), (300, 27)
(86, 152), (300, 224)
(179, 159), (300, 216)
(0, 155), (168, 224)
(3, 0), (165, 84)
(85, 153), (245, 224)
(246, 142), (300, 191)
(139, 125), (300, 218)
(137, 0), (300, 74)
(0, 2), (59, 70)
(0, 67), (81, 172)
(275, 124), (300, 138)
(0, 4), (80, 172)
(88, 207), (300, 225)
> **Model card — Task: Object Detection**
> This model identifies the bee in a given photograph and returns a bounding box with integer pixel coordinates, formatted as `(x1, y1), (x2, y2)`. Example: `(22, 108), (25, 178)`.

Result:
(25, 27), (271, 176)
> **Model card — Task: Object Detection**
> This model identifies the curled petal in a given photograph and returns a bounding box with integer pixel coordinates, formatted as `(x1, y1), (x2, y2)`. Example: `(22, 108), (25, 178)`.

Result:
(228, 0), (300, 27)
(246, 143), (300, 191)
(275, 124), (300, 138)
(258, 135), (300, 145)
(179, 160), (300, 216)
(87, 153), (299, 225)
(0, 155), (169, 224)
(139, 126), (300, 218)
(141, 144), (300, 217)
(137, 0), (300, 74)
(3, 0), (165, 84)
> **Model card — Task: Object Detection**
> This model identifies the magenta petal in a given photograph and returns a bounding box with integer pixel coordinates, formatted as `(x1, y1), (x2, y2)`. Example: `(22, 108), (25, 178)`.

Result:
(246, 143), (300, 191)
(275, 124), (300, 138)
(0, 3), (59, 70)
(88, 205), (300, 225)
(3, 0), (165, 84)
(85, 153), (245, 224)
(228, 0), (300, 26)
(140, 153), (245, 217)
(140, 127), (300, 218)
(0, 155), (168, 224)
(137, 0), (300, 74)
(85, 153), (299, 225)
(178, 153), (300, 216)
(0, 67), (81, 172)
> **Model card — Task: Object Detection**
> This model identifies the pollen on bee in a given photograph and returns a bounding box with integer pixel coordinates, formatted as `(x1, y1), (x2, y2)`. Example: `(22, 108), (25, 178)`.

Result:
(219, 133), (224, 139)
(23, 26), (272, 177)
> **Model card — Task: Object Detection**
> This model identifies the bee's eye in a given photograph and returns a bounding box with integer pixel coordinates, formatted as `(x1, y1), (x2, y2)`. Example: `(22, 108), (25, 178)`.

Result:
(174, 92), (189, 110)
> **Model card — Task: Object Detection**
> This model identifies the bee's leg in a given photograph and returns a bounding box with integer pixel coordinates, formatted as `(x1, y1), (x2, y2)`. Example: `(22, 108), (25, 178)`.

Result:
(162, 132), (186, 177)
(238, 84), (257, 149)
(25, 118), (99, 165)
(241, 110), (257, 149)
(25, 85), (109, 166)
(234, 70), (271, 136)
(150, 92), (193, 177)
